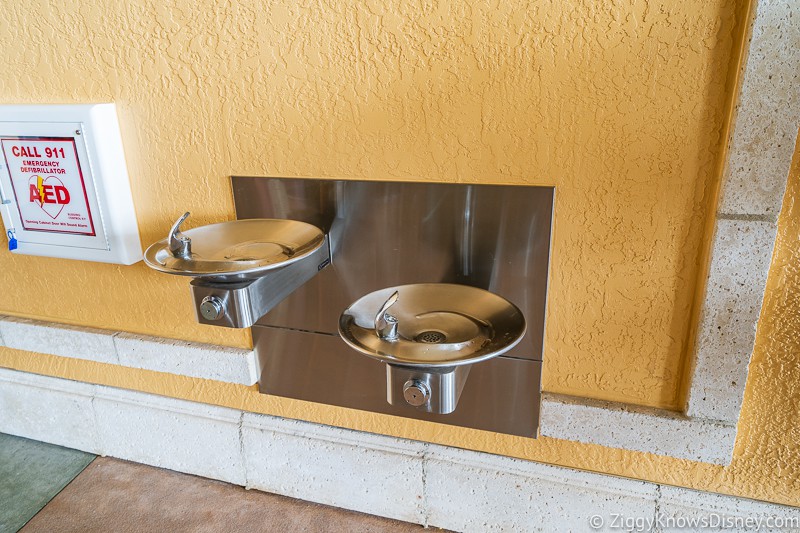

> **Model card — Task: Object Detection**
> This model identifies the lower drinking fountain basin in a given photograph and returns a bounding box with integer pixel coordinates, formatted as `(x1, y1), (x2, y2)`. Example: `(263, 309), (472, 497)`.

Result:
(338, 283), (526, 367)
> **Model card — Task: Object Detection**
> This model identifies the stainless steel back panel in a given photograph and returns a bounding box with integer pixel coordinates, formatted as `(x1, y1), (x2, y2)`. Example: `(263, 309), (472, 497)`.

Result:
(233, 177), (554, 361)
(233, 177), (554, 437)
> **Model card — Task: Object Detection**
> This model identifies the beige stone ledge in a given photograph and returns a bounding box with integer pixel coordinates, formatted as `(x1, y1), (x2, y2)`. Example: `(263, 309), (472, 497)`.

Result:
(541, 394), (736, 465)
(0, 314), (736, 464)
(0, 315), (258, 386)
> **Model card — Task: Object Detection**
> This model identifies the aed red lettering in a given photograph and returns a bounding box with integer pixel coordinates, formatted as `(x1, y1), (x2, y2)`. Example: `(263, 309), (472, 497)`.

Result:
(28, 184), (70, 204)
(55, 185), (70, 203)
(42, 184), (55, 203)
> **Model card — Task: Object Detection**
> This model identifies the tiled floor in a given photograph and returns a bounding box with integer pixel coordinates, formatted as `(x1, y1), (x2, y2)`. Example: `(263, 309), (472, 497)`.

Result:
(0, 434), (94, 533)
(1, 434), (429, 533)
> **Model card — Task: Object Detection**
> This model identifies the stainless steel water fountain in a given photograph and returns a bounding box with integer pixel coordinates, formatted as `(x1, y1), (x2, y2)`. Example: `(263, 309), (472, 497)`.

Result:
(339, 284), (527, 414)
(144, 212), (331, 328)
(146, 177), (554, 437)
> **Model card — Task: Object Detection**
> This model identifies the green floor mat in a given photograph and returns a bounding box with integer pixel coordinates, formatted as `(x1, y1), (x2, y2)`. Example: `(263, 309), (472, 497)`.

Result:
(0, 433), (95, 533)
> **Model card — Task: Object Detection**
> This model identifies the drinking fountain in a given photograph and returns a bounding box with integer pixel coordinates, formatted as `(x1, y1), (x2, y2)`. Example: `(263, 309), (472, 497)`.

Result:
(145, 177), (554, 438)
(339, 284), (526, 414)
(144, 212), (331, 328)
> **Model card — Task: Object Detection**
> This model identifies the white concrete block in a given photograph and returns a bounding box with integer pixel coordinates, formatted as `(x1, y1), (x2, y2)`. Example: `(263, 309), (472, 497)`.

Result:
(0, 315), (5, 346)
(242, 413), (426, 524)
(718, 0), (800, 217)
(93, 386), (246, 485)
(114, 332), (258, 385)
(424, 445), (658, 532)
(0, 368), (100, 453)
(658, 486), (800, 533)
(2, 368), (798, 531)
(688, 220), (775, 422)
(0, 316), (118, 365)
(541, 394), (736, 465)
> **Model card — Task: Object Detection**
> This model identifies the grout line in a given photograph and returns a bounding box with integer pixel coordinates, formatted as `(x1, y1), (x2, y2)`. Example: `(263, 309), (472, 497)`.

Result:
(654, 484), (663, 533)
(110, 332), (122, 365)
(237, 411), (248, 489)
(421, 442), (430, 528)
(89, 395), (105, 457)
(716, 212), (777, 223)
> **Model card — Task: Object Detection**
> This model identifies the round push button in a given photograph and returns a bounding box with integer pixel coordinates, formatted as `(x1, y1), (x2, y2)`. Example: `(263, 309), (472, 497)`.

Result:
(199, 296), (225, 321)
(403, 379), (430, 407)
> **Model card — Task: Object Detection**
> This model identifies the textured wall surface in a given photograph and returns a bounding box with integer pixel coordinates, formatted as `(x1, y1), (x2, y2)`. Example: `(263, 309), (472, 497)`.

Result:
(0, 0), (746, 409)
(3, 130), (800, 506)
(3, 0), (800, 509)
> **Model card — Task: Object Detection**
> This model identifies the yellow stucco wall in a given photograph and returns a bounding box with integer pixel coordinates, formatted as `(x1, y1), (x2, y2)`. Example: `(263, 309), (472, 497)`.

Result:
(5, 0), (800, 507)
(9, 125), (800, 507)
(0, 0), (748, 410)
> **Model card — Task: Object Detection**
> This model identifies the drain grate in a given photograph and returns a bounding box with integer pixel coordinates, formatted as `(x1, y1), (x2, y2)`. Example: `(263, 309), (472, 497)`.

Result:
(414, 331), (446, 343)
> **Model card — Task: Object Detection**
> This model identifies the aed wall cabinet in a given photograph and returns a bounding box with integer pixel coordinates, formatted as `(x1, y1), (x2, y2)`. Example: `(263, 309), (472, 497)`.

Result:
(0, 104), (142, 264)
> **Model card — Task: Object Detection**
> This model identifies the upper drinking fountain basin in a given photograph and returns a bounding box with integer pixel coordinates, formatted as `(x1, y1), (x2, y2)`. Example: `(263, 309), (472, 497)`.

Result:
(144, 213), (326, 282)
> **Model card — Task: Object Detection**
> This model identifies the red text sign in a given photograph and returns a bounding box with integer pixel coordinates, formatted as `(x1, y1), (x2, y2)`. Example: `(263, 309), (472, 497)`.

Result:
(1, 137), (95, 236)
